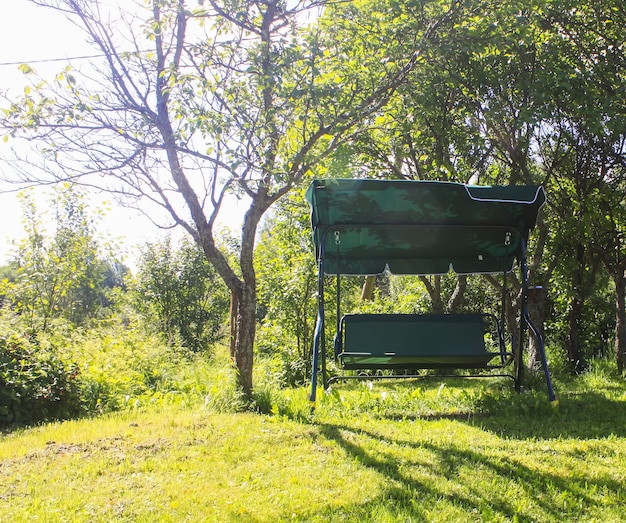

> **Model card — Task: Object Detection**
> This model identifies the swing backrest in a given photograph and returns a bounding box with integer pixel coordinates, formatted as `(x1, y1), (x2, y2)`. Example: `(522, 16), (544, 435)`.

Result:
(338, 313), (508, 370)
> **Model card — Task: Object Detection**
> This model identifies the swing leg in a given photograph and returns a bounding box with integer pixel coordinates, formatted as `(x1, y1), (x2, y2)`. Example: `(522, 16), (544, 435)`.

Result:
(519, 240), (557, 404)
(525, 310), (558, 406)
(513, 336), (523, 394)
(310, 252), (326, 408)
(310, 311), (322, 404)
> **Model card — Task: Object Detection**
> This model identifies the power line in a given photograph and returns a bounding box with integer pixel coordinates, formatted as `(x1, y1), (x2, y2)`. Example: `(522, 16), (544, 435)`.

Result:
(0, 54), (105, 67)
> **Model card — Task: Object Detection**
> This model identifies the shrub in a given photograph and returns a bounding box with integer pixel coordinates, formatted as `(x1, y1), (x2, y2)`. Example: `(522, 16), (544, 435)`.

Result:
(277, 345), (310, 388)
(0, 330), (82, 426)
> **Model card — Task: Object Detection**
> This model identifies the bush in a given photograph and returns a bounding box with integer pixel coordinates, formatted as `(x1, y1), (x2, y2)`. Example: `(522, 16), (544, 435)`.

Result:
(0, 330), (82, 426)
(276, 345), (310, 388)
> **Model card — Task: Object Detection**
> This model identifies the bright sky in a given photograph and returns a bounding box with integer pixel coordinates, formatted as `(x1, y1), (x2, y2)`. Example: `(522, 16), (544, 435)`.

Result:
(0, 1), (245, 269)
(0, 2), (66, 263)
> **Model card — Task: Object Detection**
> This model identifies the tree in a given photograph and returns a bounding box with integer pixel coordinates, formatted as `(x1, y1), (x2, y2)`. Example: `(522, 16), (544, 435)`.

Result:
(1, 185), (113, 331)
(537, 0), (626, 371)
(1, 0), (461, 395)
(339, 0), (552, 361)
(133, 235), (229, 353)
(255, 193), (317, 385)
(337, 0), (626, 373)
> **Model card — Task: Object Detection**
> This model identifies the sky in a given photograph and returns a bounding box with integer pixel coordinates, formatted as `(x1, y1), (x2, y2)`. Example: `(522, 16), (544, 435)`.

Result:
(0, 2), (70, 263)
(0, 1), (245, 269)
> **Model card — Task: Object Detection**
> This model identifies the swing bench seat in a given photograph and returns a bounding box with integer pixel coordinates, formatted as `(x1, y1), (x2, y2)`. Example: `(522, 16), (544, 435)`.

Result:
(336, 313), (509, 370)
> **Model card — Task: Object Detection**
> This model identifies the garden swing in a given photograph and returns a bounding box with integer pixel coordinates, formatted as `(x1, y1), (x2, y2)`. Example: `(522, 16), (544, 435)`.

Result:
(306, 178), (558, 406)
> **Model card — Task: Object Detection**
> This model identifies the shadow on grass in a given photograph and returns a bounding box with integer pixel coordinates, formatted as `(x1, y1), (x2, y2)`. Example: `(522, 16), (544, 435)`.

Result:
(470, 389), (626, 440)
(342, 377), (626, 440)
(309, 420), (622, 522)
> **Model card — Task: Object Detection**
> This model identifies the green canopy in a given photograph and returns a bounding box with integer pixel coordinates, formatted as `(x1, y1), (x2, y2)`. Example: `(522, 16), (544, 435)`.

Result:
(305, 179), (546, 275)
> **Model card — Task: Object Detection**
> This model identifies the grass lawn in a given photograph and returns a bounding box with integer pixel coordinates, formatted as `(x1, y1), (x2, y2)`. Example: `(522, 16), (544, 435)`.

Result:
(1, 366), (626, 522)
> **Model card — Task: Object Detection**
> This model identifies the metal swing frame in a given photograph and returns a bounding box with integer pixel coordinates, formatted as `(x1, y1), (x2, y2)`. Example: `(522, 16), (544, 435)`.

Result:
(306, 179), (557, 406)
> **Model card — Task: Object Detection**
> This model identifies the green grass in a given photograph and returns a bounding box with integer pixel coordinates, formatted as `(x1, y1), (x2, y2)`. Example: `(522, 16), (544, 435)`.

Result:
(1, 362), (626, 522)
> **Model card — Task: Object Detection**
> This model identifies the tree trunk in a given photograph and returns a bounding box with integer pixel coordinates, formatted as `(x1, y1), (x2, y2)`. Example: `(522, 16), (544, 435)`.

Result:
(484, 274), (524, 364)
(614, 270), (626, 374)
(563, 244), (598, 373)
(230, 197), (267, 397)
(505, 288), (521, 363)
(526, 285), (547, 369)
(233, 284), (256, 396)
(420, 275), (444, 314)
(360, 275), (376, 301)
(564, 295), (585, 372)
(447, 275), (467, 313)
(229, 292), (239, 360)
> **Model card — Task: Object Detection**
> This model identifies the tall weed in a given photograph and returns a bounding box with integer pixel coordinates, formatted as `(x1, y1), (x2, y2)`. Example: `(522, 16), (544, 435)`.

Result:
(1, 305), (248, 427)
(58, 318), (242, 414)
